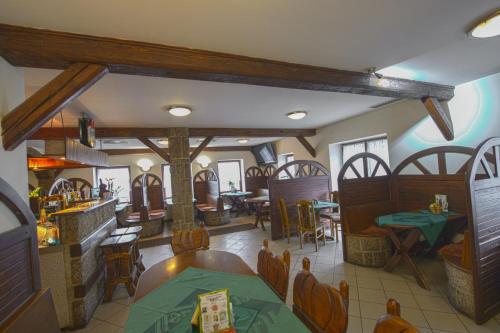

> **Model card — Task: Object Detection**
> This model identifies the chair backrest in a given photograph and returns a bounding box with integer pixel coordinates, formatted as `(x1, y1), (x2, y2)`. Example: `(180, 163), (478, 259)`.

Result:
(171, 223), (210, 255)
(278, 198), (290, 228)
(293, 258), (349, 333)
(373, 299), (419, 333)
(257, 239), (291, 301)
(256, 188), (269, 197)
(296, 200), (317, 231)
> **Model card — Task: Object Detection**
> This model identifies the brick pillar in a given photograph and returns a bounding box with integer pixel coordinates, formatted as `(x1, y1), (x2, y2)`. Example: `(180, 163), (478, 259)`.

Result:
(168, 128), (195, 230)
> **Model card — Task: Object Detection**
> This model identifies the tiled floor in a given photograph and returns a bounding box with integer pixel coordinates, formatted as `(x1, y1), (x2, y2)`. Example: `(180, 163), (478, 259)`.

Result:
(73, 219), (500, 333)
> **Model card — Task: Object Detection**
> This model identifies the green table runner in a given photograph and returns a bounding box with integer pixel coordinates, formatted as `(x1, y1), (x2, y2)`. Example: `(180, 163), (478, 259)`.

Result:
(126, 267), (311, 333)
(221, 192), (252, 197)
(376, 210), (457, 246)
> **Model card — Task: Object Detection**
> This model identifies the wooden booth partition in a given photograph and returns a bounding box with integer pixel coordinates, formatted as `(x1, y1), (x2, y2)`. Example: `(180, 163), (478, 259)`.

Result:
(0, 177), (60, 332)
(268, 160), (331, 240)
(131, 173), (164, 212)
(467, 138), (500, 324)
(245, 166), (269, 197)
(337, 153), (395, 267)
(193, 169), (220, 205)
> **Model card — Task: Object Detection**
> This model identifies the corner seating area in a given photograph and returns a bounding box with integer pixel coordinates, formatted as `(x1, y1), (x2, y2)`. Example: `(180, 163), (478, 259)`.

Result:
(193, 168), (231, 226)
(337, 138), (500, 324)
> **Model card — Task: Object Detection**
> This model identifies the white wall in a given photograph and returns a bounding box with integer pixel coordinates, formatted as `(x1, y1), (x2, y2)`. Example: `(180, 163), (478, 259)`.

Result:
(0, 57), (28, 232)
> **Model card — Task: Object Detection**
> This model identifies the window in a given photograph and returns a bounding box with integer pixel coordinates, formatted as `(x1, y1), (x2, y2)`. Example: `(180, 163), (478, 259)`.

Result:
(162, 164), (173, 199)
(95, 167), (131, 203)
(277, 153), (295, 179)
(218, 160), (243, 192)
(342, 137), (389, 178)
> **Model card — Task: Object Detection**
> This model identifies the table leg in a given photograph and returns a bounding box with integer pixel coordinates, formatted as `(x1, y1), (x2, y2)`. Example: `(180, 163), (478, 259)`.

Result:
(254, 202), (266, 231)
(384, 228), (430, 289)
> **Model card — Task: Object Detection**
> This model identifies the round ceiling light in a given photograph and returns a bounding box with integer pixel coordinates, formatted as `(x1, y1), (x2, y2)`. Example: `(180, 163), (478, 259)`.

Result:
(157, 139), (169, 145)
(237, 138), (249, 144)
(469, 10), (500, 38)
(137, 158), (154, 172)
(287, 111), (308, 120)
(168, 106), (192, 117)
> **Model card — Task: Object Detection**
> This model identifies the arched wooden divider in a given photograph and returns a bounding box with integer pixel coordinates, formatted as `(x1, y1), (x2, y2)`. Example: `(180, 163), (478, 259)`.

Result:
(245, 166), (268, 196)
(131, 173), (164, 212)
(268, 160), (331, 240)
(263, 165), (276, 176)
(0, 177), (60, 332)
(68, 178), (92, 199)
(48, 177), (73, 196)
(467, 137), (500, 323)
(338, 153), (394, 264)
(193, 169), (219, 204)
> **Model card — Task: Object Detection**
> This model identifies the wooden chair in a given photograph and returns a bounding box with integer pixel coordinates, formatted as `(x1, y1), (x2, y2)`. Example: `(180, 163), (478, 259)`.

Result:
(278, 198), (293, 243)
(297, 200), (326, 251)
(257, 239), (291, 302)
(293, 258), (349, 333)
(373, 299), (419, 333)
(171, 222), (210, 255)
(320, 191), (341, 241)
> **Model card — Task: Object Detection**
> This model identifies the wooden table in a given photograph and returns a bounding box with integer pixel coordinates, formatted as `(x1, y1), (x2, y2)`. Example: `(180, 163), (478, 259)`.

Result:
(246, 195), (270, 231)
(221, 191), (253, 217)
(134, 250), (255, 301)
(378, 211), (466, 290)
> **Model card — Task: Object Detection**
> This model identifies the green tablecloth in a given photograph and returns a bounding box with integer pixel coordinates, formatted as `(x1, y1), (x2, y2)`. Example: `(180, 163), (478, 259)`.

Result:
(221, 192), (253, 197)
(125, 267), (310, 333)
(376, 210), (457, 246)
(313, 200), (338, 210)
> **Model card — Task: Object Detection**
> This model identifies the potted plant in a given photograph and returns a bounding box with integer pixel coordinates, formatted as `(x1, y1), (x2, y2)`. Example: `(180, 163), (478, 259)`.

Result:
(228, 180), (237, 192)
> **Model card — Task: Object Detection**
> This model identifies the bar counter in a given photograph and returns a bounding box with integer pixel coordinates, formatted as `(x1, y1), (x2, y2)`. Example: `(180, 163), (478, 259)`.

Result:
(39, 198), (118, 329)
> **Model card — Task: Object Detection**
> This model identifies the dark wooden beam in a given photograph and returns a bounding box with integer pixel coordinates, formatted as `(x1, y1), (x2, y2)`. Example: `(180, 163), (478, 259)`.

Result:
(1, 63), (107, 150)
(137, 137), (170, 163)
(0, 24), (454, 101)
(421, 97), (454, 141)
(296, 135), (316, 158)
(30, 127), (316, 139)
(190, 136), (213, 162)
(102, 146), (252, 155)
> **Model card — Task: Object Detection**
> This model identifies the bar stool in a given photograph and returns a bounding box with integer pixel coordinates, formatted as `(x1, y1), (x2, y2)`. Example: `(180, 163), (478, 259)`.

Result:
(100, 234), (142, 302)
(110, 226), (145, 272)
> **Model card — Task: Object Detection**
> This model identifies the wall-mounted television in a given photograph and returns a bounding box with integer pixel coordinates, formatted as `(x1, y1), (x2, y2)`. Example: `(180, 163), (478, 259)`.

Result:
(251, 143), (277, 165)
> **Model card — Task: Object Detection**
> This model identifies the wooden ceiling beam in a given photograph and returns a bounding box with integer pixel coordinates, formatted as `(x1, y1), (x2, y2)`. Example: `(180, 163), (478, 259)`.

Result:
(137, 137), (170, 163)
(0, 24), (454, 101)
(190, 136), (213, 162)
(421, 97), (454, 141)
(102, 146), (252, 155)
(296, 135), (316, 158)
(30, 127), (316, 139)
(1, 63), (107, 150)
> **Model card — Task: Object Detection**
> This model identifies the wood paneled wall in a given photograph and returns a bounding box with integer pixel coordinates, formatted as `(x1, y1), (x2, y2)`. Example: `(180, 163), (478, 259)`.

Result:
(131, 173), (164, 212)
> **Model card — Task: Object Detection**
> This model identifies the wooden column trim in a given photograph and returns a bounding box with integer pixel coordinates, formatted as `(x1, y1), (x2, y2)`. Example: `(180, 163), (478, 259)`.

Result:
(190, 136), (213, 162)
(137, 137), (170, 163)
(296, 135), (316, 158)
(1, 63), (107, 151)
(422, 97), (454, 141)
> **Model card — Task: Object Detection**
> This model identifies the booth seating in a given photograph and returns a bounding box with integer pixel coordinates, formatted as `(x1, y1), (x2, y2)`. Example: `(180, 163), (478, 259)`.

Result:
(269, 160), (331, 240)
(100, 233), (143, 302)
(193, 169), (231, 226)
(339, 140), (500, 324)
(126, 173), (165, 237)
(439, 231), (474, 318)
(0, 177), (61, 333)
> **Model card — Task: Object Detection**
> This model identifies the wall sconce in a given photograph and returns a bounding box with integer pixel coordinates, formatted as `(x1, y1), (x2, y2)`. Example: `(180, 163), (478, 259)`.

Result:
(137, 158), (154, 172)
(196, 155), (211, 168)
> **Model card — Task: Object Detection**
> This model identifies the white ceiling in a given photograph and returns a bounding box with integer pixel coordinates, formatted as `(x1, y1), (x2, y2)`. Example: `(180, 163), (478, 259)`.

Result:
(5, 0), (500, 147)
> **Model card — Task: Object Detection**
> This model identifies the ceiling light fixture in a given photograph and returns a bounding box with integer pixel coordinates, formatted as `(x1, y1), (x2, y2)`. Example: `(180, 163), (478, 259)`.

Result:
(137, 158), (154, 172)
(287, 111), (308, 120)
(469, 9), (500, 38)
(157, 139), (169, 145)
(168, 106), (192, 117)
(237, 138), (249, 144)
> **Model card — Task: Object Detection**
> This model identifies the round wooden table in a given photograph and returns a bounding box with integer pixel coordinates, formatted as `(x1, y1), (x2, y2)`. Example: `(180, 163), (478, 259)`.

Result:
(134, 250), (255, 301)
